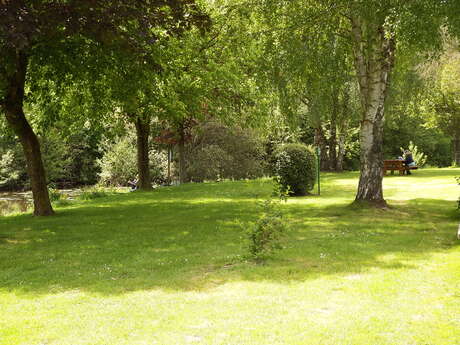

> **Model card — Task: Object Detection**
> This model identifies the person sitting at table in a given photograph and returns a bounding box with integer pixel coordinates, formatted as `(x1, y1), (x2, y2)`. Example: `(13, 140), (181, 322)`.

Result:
(404, 150), (416, 174)
(127, 176), (138, 191)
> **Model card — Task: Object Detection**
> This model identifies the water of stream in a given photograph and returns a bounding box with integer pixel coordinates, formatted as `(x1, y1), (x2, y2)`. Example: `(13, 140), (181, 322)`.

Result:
(0, 192), (32, 216)
(0, 189), (82, 216)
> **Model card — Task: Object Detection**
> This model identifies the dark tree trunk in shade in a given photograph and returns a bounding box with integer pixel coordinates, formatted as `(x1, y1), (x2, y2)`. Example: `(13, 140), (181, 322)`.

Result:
(178, 124), (187, 184)
(329, 89), (339, 171)
(336, 131), (346, 172)
(2, 50), (54, 216)
(314, 127), (330, 171)
(336, 87), (350, 172)
(134, 116), (152, 190)
(167, 146), (172, 184)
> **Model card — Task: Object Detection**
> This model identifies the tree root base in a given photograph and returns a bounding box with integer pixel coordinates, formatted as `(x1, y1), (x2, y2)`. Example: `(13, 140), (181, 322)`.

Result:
(351, 199), (389, 209)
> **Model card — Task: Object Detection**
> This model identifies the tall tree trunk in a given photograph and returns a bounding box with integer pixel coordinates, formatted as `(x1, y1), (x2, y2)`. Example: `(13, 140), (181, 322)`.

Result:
(336, 129), (347, 172)
(314, 126), (330, 171)
(329, 88), (339, 170)
(351, 17), (395, 206)
(336, 87), (350, 172)
(178, 124), (187, 184)
(167, 146), (172, 184)
(453, 134), (460, 166)
(134, 115), (152, 190)
(2, 50), (54, 216)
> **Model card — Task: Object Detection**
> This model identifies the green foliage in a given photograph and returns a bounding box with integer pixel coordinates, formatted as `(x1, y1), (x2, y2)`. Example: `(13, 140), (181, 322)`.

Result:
(185, 121), (265, 182)
(149, 150), (169, 185)
(272, 178), (290, 203)
(186, 145), (230, 182)
(41, 131), (72, 184)
(457, 177), (460, 210)
(79, 187), (109, 201)
(47, 184), (62, 203)
(341, 129), (361, 171)
(98, 136), (138, 186)
(0, 123), (103, 190)
(0, 149), (26, 190)
(273, 143), (316, 196)
(400, 141), (428, 167)
(384, 56), (452, 167)
(99, 134), (167, 187)
(244, 198), (289, 262)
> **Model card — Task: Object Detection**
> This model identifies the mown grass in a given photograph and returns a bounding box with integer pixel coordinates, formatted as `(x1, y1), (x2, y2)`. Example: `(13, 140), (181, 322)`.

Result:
(0, 168), (459, 345)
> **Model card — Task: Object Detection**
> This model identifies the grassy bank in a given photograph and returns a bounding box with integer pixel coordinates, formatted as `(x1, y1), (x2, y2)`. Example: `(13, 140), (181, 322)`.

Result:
(1, 168), (459, 345)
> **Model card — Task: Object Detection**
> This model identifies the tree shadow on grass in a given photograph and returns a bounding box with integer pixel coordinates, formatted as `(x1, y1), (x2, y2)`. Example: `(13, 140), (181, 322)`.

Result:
(0, 192), (458, 296)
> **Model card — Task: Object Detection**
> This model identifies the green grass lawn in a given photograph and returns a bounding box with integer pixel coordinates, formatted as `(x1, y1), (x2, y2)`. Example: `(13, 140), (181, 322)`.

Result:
(1, 168), (459, 345)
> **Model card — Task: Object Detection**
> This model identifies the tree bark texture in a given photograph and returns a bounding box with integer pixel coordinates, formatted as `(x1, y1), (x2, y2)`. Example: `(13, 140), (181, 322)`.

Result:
(351, 16), (395, 206)
(178, 124), (187, 184)
(336, 87), (350, 172)
(453, 135), (460, 166)
(314, 127), (330, 171)
(336, 132), (346, 172)
(134, 116), (152, 190)
(167, 146), (172, 184)
(329, 89), (339, 171)
(2, 50), (54, 216)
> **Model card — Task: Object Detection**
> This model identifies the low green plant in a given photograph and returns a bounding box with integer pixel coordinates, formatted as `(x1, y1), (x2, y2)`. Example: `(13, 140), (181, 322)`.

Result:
(79, 187), (108, 200)
(47, 184), (62, 202)
(401, 141), (427, 167)
(244, 199), (290, 262)
(272, 179), (290, 202)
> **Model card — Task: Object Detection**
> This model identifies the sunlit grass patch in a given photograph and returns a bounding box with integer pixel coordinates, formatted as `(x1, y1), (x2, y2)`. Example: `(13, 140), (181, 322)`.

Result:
(0, 168), (459, 345)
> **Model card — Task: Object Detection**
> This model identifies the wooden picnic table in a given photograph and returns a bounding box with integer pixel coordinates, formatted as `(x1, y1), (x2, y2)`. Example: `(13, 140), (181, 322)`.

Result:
(383, 159), (418, 175)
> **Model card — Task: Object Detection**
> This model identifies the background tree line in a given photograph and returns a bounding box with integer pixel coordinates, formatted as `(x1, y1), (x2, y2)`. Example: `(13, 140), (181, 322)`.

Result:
(1, 0), (460, 215)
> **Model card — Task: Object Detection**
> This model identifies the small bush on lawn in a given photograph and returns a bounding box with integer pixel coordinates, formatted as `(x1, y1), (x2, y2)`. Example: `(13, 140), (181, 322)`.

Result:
(244, 199), (289, 262)
(273, 143), (316, 196)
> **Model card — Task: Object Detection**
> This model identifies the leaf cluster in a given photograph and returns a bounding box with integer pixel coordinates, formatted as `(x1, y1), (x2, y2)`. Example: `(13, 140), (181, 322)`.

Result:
(244, 198), (290, 262)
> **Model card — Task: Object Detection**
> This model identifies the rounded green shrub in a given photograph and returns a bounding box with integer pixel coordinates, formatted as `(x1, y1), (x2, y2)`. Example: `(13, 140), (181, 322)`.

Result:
(184, 121), (265, 182)
(273, 143), (317, 196)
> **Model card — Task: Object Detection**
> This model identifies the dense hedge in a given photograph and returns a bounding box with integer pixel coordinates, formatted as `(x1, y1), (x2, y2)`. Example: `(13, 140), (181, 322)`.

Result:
(273, 143), (316, 196)
(184, 121), (266, 182)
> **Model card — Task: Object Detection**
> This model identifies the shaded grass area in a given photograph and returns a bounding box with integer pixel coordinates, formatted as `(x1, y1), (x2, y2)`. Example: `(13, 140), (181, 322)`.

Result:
(0, 169), (459, 345)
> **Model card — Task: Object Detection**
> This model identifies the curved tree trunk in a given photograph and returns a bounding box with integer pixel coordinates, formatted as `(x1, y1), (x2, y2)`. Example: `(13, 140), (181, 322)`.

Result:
(2, 50), (54, 216)
(134, 115), (152, 190)
(351, 17), (395, 206)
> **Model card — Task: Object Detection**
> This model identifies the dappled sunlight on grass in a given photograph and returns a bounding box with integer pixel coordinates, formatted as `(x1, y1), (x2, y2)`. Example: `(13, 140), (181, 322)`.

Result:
(0, 168), (459, 344)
